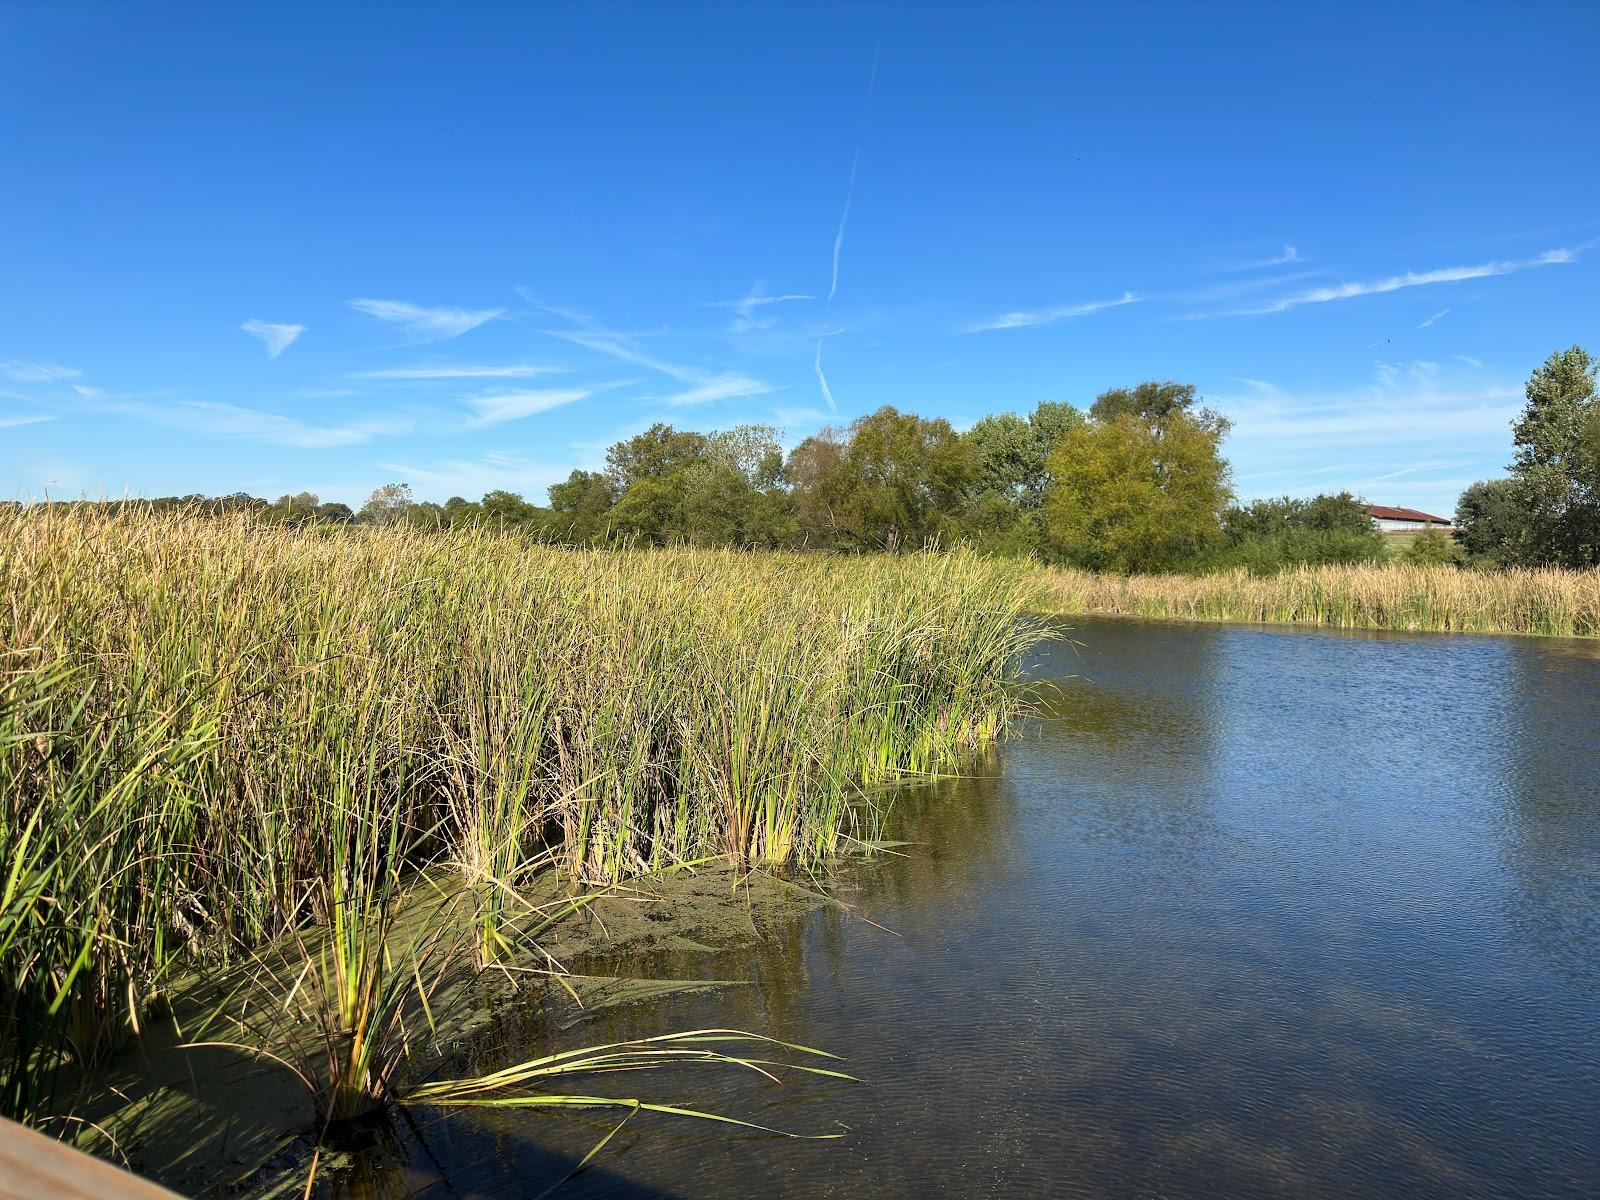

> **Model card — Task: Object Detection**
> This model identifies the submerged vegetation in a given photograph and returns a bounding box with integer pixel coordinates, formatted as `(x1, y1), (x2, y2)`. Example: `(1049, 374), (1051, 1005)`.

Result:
(0, 506), (1047, 1181)
(1052, 561), (1600, 637)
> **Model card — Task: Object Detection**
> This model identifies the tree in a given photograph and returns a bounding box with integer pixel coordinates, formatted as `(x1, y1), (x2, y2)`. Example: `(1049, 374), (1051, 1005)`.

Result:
(1454, 479), (1532, 565)
(359, 483), (414, 526)
(546, 470), (616, 542)
(268, 490), (321, 526)
(1506, 345), (1600, 566)
(966, 412), (1036, 504)
(1089, 380), (1200, 426)
(960, 403), (1086, 555)
(478, 490), (540, 527)
(1043, 382), (1231, 572)
(315, 502), (354, 524)
(606, 424), (709, 488)
(591, 423), (791, 547)
(787, 406), (974, 551)
(705, 424), (785, 489)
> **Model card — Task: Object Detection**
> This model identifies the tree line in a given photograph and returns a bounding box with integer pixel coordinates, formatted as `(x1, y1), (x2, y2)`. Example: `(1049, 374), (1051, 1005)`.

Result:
(42, 346), (1600, 573)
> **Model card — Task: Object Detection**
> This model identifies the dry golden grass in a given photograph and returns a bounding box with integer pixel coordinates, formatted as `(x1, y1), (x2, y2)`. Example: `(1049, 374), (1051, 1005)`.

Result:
(1050, 562), (1600, 637)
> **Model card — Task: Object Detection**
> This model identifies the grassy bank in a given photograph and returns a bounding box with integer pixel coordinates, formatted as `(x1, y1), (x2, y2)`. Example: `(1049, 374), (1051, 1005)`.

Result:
(1051, 562), (1600, 637)
(0, 507), (1047, 1160)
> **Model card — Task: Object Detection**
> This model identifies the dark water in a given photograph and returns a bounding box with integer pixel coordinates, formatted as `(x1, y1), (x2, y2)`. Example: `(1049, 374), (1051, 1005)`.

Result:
(344, 619), (1600, 1199)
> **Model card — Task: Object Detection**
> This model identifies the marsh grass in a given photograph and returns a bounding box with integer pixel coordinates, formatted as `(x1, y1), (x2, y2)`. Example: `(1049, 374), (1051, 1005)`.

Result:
(1052, 562), (1600, 637)
(0, 506), (1047, 1164)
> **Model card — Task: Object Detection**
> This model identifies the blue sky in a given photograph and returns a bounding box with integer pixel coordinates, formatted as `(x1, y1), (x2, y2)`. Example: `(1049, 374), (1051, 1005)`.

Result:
(3, 2), (1597, 517)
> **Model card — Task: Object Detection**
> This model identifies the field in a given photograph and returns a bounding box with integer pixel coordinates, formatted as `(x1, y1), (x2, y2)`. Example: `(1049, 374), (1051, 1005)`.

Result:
(0, 508), (1048, 1158)
(1051, 562), (1600, 637)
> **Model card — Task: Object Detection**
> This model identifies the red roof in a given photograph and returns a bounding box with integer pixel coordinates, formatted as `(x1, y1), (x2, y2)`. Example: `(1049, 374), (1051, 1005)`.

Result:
(1366, 505), (1451, 524)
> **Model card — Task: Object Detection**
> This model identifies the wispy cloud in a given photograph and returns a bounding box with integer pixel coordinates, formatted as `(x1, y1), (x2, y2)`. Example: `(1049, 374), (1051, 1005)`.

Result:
(2, 360), (80, 383)
(1455, 354), (1483, 369)
(241, 318), (305, 358)
(1230, 245), (1300, 270)
(1222, 246), (1579, 317)
(966, 291), (1141, 333)
(652, 375), (774, 407)
(0, 413), (58, 429)
(706, 287), (813, 333)
(101, 399), (409, 448)
(536, 303), (774, 407)
(353, 363), (560, 380)
(1417, 308), (1451, 329)
(1213, 363), (1519, 447)
(348, 299), (504, 342)
(462, 387), (591, 428)
(544, 327), (692, 381)
(813, 341), (838, 414)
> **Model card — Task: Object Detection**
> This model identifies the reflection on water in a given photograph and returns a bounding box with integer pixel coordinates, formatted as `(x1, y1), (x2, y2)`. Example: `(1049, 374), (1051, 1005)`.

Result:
(336, 619), (1600, 1199)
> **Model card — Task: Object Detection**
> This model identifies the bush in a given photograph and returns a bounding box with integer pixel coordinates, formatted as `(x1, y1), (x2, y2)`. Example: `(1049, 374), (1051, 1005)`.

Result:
(1178, 527), (1389, 576)
(1404, 527), (1464, 566)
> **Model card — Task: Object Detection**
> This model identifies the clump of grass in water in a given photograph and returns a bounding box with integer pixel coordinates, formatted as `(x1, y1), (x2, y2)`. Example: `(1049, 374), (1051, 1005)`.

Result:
(0, 506), (1047, 1183)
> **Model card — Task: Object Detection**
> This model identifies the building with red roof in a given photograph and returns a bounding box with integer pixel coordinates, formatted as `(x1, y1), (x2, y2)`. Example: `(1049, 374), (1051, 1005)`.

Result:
(1366, 505), (1453, 532)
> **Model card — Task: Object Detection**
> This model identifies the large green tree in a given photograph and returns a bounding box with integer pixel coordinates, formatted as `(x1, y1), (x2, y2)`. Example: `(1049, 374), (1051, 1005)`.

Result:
(1506, 345), (1600, 566)
(962, 402), (1086, 554)
(1043, 382), (1231, 571)
(786, 406), (974, 551)
(602, 423), (792, 546)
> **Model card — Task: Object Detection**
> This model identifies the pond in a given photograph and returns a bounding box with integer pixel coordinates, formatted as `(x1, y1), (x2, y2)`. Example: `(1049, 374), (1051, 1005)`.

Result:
(338, 618), (1600, 1199)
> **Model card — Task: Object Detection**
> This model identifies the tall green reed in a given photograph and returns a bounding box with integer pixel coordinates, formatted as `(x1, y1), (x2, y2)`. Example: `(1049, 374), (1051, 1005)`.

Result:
(0, 505), (1047, 1149)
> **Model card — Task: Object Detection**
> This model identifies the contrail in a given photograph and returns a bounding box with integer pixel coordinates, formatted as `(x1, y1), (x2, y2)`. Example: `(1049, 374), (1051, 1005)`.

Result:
(813, 339), (838, 414)
(828, 149), (859, 304)
(827, 39), (881, 305)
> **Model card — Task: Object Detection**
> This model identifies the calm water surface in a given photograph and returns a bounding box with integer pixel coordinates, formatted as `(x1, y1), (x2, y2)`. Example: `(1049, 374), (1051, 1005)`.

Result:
(347, 619), (1600, 1199)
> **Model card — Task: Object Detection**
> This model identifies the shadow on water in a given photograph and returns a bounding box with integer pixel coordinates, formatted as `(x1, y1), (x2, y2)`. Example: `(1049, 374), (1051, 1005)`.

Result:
(314, 617), (1600, 1200)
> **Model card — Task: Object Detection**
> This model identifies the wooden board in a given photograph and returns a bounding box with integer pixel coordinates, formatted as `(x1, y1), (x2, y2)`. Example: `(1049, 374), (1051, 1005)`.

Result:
(0, 1116), (186, 1200)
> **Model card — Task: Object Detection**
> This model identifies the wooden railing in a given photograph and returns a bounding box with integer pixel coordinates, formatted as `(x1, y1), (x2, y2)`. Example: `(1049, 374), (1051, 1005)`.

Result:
(0, 1116), (185, 1199)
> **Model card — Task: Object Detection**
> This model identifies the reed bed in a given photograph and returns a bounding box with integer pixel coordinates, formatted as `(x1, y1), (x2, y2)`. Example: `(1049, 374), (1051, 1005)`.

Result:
(1051, 562), (1600, 637)
(0, 507), (1047, 1144)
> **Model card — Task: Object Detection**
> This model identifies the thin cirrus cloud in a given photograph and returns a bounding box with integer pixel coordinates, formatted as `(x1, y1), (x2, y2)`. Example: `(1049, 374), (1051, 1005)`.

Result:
(1418, 308), (1451, 329)
(353, 363), (561, 380)
(537, 305), (775, 407)
(1227, 244), (1301, 271)
(348, 298), (504, 343)
(965, 291), (1142, 333)
(101, 398), (410, 449)
(2, 360), (81, 383)
(1223, 246), (1580, 317)
(705, 289), (814, 333)
(241, 319), (305, 358)
(462, 387), (591, 428)
(0, 413), (58, 429)
(1213, 365), (1520, 447)
(653, 374), (775, 408)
